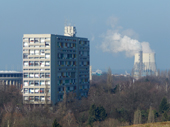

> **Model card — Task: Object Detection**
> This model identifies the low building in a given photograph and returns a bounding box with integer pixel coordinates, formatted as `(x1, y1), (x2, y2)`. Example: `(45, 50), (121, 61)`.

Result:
(0, 71), (23, 89)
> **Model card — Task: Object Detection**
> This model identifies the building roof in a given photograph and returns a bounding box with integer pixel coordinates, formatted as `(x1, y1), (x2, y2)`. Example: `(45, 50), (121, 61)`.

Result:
(0, 71), (22, 74)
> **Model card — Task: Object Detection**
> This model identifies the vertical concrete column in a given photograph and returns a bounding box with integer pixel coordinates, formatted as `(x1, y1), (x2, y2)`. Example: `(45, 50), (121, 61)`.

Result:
(2, 80), (5, 90)
(19, 81), (21, 89)
(16, 81), (18, 88)
(6, 80), (8, 86)
(2, 80), (4, 85)
(13, 80), (15, 86)
(9, 80), (12, 86)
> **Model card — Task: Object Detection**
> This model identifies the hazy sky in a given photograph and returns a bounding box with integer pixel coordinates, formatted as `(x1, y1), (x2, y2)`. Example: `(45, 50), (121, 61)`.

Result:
(0, 0), (170, 72)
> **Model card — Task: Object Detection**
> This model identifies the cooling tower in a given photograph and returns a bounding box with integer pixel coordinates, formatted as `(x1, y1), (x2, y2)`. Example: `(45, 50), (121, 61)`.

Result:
(133, 51), (143, 79)
(133, 51), (157, 79)
(143, 53), (157, 75)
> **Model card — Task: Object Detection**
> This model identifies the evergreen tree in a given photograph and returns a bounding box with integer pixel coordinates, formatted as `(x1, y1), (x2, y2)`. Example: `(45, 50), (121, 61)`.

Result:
(159, 97), (169, 113)
(162, 112), (168, 121)
(87, 116), (95, 127)
(96, 106), (107, 121)
(52, 119), (62, 127)
(88, 104), (107, 126)
(89, 104), (96, 117)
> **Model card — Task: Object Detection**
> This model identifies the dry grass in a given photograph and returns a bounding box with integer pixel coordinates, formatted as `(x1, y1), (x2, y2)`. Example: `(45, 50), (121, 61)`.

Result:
(125, 121), (170, 127)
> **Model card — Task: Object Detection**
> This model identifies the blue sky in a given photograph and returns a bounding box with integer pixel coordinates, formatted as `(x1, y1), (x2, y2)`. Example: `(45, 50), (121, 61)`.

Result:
(0, 0), (170, 73)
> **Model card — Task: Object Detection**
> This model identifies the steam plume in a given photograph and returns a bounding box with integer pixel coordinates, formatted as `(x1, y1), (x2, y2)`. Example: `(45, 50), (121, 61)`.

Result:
(101, 16), (153, 57)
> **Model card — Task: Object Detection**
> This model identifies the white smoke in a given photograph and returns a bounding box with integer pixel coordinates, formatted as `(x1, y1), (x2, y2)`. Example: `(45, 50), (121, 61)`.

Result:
(141, 42), (153, 53)
(100, 16), (153, 57)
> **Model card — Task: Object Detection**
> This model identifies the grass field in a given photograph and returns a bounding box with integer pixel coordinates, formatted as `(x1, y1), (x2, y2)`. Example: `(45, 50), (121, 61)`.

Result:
(125, 121), (170, 127)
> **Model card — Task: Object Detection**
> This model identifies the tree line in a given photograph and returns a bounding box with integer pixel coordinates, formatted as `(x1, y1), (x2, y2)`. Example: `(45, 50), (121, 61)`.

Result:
(0, 68), (170, 126)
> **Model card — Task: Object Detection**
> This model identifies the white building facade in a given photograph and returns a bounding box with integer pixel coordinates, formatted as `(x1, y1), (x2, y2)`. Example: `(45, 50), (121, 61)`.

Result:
(23, 33), (90, 104)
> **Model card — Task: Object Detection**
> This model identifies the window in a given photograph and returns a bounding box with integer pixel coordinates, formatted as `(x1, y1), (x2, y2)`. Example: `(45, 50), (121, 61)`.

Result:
(29, 45), (34, 47)
(30, 38), (34, 43)
(70, 86), (73, 91)
(29, 88), (34, 94)
(45, 80), (50, 85)
(35, 96), (39, 101)
(23, 53), (28, 59)
(24, 73), (29, 78)
(40, 80), (45, 86)
(34, 38), (39, 43)
(34, 45), (39, 47)
(40, 69), (45, 71)
(40, 61), (45, 67)
(40, 96), (45, 101)
(40, 45), (45, 47)
(29, 61), (34, 66)
(35, 80), (39, 86)
(24, 96), (29, 101)
(24, 80), (28, 86)
(45, 42), (50, 47)
(40, 73), (44, 78)
(30, 50), (34, 55)
(34, 61), (39, 66)
(45, 53), (50, 59)
(29, 80), (34, 86)
(23, 61), (28, 66)
(45, 49), (50, 51)
(23, 42), (28, 47)
(40, 88), (44, 93)
(35, 88), (39, 93)
(35, 50), (39, 55)
(45, 73), (50, 78)
(65, 79), (69, 83)
(45, 61), (50, 66)
(40, 38), (45, 43)
(40, 57), (45, 59)
(29, 73), (34, 78)
(24, 88), (29, 94)
(35, 73), (39, 78)
(40, 49), (45, 55)
(29, 96), (34, 102)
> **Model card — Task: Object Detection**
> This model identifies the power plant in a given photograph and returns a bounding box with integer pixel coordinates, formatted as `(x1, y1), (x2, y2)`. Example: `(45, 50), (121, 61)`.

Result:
(132, 51), (157, 79)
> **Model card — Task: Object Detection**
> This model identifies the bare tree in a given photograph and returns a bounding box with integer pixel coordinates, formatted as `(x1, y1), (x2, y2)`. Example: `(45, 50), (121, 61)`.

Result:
(63, 86), (67, 109)
(147, 106), (154, 123)
(107, 67), (113, 93)
(133, 109), (141, 125)
(45, 83), (48, 106)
